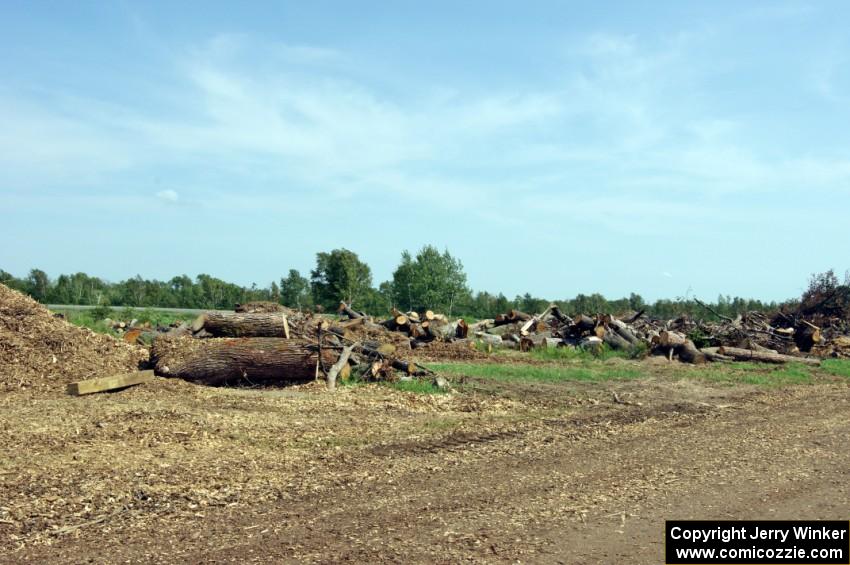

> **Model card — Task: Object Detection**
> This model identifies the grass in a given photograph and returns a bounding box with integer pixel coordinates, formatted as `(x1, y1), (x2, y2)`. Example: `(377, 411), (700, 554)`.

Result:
(430, 362), (643, 383)
(684, 362), (816, 386)
(821, 359), (850, 378)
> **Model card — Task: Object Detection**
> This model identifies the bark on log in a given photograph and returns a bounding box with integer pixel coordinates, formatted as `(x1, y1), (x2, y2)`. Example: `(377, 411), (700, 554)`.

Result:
(677, 340), (707, 364)
(486, 322), (522, 337)
(658, 331), (688, 348)
(602, 329), (632, 351)
(426, 320), (456, 341)
(475, 332), (503, 347)
(794, 323), (822, 352)
(573, 314), (596, 332)
(468, 319), (494, 333)
(610, 319), (640, 346)
(338, 302), (364, 319)
(151, 336), (337, 385)
(699, 347), (734, 362)
(455, 319), (469, 339)
(509, 309), (532, 322)
(199, 312), (294, 338)
(549, 304), (570, 324)
(716, 346), (820, 366)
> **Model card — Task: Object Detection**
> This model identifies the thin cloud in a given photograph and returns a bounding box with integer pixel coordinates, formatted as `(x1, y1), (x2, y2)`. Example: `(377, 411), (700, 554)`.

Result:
(155, 189), (179, 202)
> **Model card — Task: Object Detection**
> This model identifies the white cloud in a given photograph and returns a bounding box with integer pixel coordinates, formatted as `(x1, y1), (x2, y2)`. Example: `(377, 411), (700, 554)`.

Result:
(156, 189), (179, 202)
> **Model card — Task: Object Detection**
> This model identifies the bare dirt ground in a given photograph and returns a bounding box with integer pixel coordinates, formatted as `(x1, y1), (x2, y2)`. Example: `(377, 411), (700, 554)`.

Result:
(2, 363), (849, 564)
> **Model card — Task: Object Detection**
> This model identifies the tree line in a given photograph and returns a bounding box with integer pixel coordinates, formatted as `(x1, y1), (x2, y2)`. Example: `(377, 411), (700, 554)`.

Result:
(1, 245), (783, 320)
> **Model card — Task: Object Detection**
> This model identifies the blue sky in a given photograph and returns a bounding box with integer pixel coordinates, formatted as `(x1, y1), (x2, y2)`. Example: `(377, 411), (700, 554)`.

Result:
(1, 1), (848, 302)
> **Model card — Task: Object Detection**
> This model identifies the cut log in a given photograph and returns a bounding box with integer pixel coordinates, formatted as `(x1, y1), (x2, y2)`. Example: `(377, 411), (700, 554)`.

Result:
(609, 319), (640, 346)
(151, 336), (338, 385)
(426, 319), (456, 341)
(487, 322), (522, 337)
(191, 314), (207, 333)
(602, 329), (631, 351)
(468, 319), (493, 333)
(573, 314), (596, 332)
(475, 332), (502, 347)
(677, 340), (707, 364)
(455, 319), (469, 339)
(199, 312), (294, 338)
(658, 331), (688, 348)
(406, 311), (420, 323)
(793, 323), (822, 352)
(67, 370), (155, 396)
(508, 309), (532, 322)
(699, 347), (734, 362)
(424, 310), (435, 321)
(716, 346), (820, 366)
(338, 302), (364, 319)
(549, 304), (570, 324)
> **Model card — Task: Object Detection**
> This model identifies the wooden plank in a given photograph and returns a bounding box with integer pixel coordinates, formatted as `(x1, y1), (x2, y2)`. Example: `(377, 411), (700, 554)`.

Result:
(66, 370), (155, 396)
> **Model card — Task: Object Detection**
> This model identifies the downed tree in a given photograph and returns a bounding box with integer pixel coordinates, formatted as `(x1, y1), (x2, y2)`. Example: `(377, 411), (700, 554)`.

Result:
(717, 346), (820, 366)
(151, 336), (338, 385)
(194, 312), (293, 338)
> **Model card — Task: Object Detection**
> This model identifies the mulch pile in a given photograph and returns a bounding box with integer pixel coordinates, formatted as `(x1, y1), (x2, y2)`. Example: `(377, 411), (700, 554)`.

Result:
(0, 283), (148, 394)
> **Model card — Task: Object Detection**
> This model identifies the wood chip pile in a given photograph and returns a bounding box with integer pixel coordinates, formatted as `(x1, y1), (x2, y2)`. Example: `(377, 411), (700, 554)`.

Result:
(0, 283), (148, 394)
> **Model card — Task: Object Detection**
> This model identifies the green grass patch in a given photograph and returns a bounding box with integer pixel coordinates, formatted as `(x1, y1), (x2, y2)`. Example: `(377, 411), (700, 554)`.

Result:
(431, 362), (642, 383)
(687, 362), (815, 386)
(821, 359), (850, 378)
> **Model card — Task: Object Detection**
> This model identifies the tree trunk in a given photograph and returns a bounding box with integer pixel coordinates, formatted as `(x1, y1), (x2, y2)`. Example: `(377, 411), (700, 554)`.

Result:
(677, 340), (707, 364)
(338, 302), (364, 319)
(151, 336), (338, 385)
(717, 346), (820, 366)
(602, 329), (631, 351)
(573, 314), (596, 332)
(198, 312), (293, 338)
(794, 322), (822, 352)
(455, 319), (469, 339)
(609, 319), (640, 346)
(658, 330), (688, 348)
(426, 319), (457, 341)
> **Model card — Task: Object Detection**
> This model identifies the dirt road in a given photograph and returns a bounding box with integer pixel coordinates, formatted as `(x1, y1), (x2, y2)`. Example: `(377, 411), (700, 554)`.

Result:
(10, 381), (849, 564)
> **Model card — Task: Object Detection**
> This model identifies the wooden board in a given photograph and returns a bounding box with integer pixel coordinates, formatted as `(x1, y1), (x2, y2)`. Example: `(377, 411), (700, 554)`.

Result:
(67, 370), (155, 396)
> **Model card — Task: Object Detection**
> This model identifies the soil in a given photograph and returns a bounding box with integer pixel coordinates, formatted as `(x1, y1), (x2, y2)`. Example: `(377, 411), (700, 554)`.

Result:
(2, 365), (848, 563)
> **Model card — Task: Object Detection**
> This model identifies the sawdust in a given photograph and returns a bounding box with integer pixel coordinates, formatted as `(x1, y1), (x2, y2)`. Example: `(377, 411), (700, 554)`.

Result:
(0, 283), (148, 395)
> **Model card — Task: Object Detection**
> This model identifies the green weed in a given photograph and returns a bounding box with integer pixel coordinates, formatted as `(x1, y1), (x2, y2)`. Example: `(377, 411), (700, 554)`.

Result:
(430, 362), (642, 383)
(821, 359), (850, 378)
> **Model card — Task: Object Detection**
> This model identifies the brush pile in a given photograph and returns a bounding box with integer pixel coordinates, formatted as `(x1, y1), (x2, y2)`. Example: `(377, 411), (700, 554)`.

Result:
(0, 283), (148, 394)
(149, 301), (458, 389)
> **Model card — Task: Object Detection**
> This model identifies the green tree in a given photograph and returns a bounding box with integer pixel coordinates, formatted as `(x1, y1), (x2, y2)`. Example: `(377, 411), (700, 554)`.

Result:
(310, 249), (373, 309)
(281, 269), (311, 309)
(390, 245), (469, 316)
(26, 269), (50, 302)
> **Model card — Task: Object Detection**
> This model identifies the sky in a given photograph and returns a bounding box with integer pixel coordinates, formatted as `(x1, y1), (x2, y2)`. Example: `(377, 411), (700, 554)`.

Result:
(1, 1), (849, 302)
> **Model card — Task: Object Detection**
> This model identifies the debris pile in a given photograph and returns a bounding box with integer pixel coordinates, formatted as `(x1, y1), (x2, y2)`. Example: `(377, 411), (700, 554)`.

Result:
(0, 283), (147, 393)
(149, 301), (452, 389)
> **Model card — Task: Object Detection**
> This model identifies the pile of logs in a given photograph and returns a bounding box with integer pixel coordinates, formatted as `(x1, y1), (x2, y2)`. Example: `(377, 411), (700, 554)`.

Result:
(460, 305), (840, 365)
(142, 296), (850, 388)
(148, 302), (439, 389)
